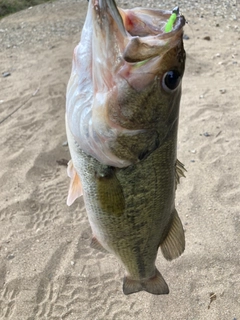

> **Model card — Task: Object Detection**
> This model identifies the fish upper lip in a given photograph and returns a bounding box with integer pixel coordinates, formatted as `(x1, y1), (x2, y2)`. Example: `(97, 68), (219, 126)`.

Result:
(122, 14), (185, 63)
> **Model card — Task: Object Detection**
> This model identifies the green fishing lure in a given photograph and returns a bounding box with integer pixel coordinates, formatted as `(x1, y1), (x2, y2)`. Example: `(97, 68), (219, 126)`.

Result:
(165, 6), (179, 33)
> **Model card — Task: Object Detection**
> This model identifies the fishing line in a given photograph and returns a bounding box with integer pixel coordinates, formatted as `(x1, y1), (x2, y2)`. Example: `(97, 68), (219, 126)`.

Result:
(183, 14), (196, 50)
(0, 88), (39, 125)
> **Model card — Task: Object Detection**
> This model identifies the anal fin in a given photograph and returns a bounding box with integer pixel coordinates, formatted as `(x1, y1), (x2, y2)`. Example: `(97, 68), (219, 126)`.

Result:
(123, 268), (169, 295)
(161, 209), (185, 261)
(90, 237), (109, 254)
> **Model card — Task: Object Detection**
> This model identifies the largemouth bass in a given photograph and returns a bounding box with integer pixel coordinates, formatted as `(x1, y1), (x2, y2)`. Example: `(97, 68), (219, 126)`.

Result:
(66, 0), (186, 295)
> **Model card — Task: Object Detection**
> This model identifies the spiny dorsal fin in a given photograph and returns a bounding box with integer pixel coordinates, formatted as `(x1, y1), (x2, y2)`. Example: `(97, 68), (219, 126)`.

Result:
(175, 159), (187, 186)
(160, 209), (185, 261)
(67, 160), (83, 206)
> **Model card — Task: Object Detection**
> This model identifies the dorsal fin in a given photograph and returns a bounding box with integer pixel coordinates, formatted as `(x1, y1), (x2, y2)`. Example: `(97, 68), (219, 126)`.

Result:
(175, 159), (186, 187)
(67, 160), (83, 206)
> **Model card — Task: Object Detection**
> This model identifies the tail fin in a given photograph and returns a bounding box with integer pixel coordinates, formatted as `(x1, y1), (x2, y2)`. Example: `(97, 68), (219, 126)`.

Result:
(123, 269), (169, 295)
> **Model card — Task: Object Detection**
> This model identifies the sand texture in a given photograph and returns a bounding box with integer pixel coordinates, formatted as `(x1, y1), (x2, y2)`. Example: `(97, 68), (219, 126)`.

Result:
(0, 0), (239, 319)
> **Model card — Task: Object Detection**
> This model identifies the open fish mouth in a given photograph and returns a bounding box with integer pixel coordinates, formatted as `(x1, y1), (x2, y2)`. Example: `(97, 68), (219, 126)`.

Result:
(91, 0), (185, 63)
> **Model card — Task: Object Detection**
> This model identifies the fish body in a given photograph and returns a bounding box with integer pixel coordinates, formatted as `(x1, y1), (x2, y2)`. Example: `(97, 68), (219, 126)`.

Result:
(66, 0), (186, 295)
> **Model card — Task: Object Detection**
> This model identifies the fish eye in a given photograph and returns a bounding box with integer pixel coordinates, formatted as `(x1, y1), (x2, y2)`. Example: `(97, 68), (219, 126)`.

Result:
(162, 70), (181, 92)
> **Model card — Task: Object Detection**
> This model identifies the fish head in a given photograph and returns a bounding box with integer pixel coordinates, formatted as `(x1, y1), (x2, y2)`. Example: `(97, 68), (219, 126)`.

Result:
(66, 0), (186, 167)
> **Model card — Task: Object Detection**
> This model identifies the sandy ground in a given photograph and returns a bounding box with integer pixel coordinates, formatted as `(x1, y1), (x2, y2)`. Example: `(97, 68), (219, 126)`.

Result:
(0, 0), (239, 319)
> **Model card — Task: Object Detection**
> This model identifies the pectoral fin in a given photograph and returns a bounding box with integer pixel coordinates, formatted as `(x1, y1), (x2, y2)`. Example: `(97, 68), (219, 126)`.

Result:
(96, 168), (125, 216)
(160, 209), (185, 261)
(67, 160), (83, 206)
(123, 268), (169, 295)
